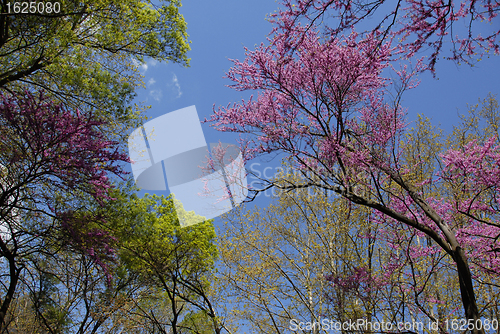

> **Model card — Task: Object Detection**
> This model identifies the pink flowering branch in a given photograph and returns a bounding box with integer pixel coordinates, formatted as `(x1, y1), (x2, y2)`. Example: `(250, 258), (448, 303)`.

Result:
(0, 90), (129, 283)
(269, 0), (499, 73)
(209, 12), (496, 331)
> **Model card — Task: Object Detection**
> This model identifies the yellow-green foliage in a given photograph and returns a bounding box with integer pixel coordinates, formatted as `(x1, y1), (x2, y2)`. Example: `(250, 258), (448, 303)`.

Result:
(110, 192), (217, 277)
(0, 0), (190, 139)
(216, 173), (396, 333)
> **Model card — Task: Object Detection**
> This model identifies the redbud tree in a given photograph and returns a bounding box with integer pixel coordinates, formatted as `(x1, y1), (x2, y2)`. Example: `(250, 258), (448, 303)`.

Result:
(208, 15), (499, 333)
(0, 91), (129, 328)
(270, 0), (499, 73)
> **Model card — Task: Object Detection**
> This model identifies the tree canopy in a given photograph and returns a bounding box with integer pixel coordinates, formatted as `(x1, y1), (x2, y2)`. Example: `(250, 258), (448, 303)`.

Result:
(270, 0), (499, 72)
(0, 0), (190, 130)
(0, 1), (198, 331)
(209, 1), (500, 330)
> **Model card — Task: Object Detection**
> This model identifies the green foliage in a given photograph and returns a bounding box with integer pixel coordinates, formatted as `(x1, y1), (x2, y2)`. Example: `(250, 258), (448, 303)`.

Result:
(0, 0), (190, 132)
(216, 170), (390, 333)
(109, 192), (218, 275)
(2, 187), (219, 333)
(104, 189), (220, 332)
(30, 264), (72, 333)
(0, 1), (199, 331)
(178, 310), (214, 334)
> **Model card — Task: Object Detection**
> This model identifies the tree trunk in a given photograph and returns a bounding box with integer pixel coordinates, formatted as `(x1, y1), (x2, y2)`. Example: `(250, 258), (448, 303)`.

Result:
(453, 246), (484, 334)
(0, 251), (20, 331)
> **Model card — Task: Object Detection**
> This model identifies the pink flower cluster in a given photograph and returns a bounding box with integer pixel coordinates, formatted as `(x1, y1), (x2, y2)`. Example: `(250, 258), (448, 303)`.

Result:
(0, 91), (129, 277)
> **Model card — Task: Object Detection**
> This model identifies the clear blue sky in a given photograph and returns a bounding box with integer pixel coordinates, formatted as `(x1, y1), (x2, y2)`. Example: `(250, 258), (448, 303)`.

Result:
(131, 0), (500, 224)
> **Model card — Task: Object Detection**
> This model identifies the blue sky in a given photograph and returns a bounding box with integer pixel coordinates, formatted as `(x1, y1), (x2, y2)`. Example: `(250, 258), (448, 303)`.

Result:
(131, 0), (500, 224)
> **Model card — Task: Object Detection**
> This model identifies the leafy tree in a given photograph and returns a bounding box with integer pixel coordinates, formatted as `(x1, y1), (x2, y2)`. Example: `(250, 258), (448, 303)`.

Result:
(0, 1), (193, 331)
(29, 262), (72, 333)
(218, 170), (469, 333)
(0, 0), (190, 129)
(217, 182), (382, 333)
(208, 9), (500, 331)
(113, 195), (223, 333)
(0, 91), (128, 330)
(178, 311), (216, 334)
(1, 186), (224, 333)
